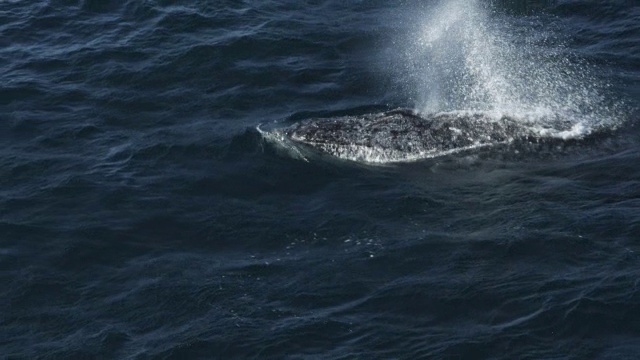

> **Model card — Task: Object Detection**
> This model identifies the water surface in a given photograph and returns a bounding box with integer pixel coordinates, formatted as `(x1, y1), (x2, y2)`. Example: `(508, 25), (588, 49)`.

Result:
(1, 0), (639, 358)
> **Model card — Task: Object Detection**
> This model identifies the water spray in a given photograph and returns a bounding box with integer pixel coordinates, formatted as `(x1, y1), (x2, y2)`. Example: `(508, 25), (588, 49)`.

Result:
(406, 0), (621, 134)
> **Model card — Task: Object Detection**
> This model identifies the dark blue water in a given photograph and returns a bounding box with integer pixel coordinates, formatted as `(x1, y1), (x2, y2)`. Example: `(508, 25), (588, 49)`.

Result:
(2, 0), (640, 358)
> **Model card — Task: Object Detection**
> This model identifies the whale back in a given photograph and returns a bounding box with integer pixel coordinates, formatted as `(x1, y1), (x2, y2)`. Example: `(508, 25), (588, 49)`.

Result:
(281, 109), (534, 163)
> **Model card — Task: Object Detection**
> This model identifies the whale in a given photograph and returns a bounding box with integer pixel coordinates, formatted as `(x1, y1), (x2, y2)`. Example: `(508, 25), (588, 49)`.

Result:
(260, 109), (589, 163)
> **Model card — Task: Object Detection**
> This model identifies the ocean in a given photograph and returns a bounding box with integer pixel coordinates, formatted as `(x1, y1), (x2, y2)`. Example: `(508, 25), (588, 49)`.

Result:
(1, 0), (639, 358)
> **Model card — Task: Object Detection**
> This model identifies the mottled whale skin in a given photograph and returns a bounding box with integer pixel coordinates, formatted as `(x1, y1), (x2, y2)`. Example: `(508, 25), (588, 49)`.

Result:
(277, 109), (543, 163)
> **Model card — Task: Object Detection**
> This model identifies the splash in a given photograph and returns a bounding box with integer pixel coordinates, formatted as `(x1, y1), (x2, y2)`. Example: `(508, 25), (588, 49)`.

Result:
(405, 0), (621, 133)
